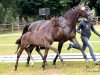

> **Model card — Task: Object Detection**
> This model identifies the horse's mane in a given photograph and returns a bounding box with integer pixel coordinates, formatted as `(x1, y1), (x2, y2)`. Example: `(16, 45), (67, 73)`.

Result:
(64, 5), (80, 17)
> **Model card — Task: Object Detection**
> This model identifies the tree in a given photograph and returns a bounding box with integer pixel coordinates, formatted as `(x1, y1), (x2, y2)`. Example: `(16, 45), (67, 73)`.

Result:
(0, 0), (12, 24)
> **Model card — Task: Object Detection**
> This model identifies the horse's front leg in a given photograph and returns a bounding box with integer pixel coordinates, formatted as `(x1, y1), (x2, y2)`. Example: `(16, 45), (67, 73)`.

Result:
(35, 46), (49, 66)
(42, 48), (49, 70)
(47, 45), (64, 66)
(52, 42), (64, 66)
(71, 38), (88, 60)
(36, 47), (44, 61)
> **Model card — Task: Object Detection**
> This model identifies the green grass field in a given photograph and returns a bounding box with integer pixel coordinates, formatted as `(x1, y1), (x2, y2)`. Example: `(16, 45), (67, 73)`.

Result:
(0, 25), (100, 55)
(0, 25), (100, 75)
(0, 62), (100, 75)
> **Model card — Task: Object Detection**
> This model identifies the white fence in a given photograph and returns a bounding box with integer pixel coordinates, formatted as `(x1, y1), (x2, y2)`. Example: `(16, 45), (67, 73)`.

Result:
(0, 17), (100, 32)
(0, 23), (24, 32)
(0, 28), (100, 62)
(0, 53), (100, 62)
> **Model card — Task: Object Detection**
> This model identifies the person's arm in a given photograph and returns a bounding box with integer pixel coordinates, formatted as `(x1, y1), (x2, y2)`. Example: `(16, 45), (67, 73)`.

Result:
(76, 23), (82, 34)
(91, 22), (100, 37)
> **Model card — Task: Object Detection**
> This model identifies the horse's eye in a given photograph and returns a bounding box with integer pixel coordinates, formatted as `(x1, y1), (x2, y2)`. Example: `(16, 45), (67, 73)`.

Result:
(85, 9), (88, 11)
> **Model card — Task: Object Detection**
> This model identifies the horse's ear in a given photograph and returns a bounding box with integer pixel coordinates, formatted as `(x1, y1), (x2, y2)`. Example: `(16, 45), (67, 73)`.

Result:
(51, 16), (55, 22)
(84, 0), (88, 5)
(51, 16), (58, 22)
(80, 0), (88, 6)
(51, 16), (59, 27)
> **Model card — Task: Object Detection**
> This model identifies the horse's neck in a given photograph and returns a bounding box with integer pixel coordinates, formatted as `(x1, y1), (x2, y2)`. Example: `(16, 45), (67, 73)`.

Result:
(61, 8), (80, 36)
(65, 8), (80, 25)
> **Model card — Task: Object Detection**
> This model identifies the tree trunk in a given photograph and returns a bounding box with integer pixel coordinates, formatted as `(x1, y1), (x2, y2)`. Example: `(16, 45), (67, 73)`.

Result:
(19, 15), (23, 25)
(3, 8), (8, 24)
(95, 6), (100, 16)
(3, 8), (8, 32)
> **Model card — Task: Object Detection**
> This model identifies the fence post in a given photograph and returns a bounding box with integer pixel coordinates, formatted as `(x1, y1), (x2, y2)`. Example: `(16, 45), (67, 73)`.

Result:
(18, 24), (19, 30)
(12, 23), (13, 32)
(3, 24), (6, 32)
(96, 16), (98, 25)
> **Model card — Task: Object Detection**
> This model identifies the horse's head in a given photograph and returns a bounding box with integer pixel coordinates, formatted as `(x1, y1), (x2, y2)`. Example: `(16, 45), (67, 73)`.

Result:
(51, 16), (67, 29)
(79, 2), (93, 19)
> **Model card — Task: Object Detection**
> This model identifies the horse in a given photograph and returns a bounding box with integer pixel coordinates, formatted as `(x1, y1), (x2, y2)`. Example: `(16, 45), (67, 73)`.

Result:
(15, 17), (66, 70)
(15, 2), (93, 67)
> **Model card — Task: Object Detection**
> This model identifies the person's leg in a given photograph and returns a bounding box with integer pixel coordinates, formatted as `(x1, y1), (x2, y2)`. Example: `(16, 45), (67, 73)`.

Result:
(67, 37), (87, 51)
(81, 37), (87, 51)
(67, 43), (74, 50)
(82, 36), (97, 62)
(69, 37), (88, 61)
(82, 43), (87, 51)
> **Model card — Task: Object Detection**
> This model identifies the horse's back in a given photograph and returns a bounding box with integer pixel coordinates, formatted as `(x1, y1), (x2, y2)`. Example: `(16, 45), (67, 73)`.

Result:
(30, 31), (53, 46)
(28, 20), (49, 32)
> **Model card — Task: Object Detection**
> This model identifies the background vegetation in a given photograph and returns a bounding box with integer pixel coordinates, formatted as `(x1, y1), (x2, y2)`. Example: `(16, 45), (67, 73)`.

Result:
(0, 0), (100, 24)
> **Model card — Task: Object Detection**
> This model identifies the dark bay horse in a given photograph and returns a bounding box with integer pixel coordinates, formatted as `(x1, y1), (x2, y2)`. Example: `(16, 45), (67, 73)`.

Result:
(15, 17), (66, 70)
(16, 3), (93, 67)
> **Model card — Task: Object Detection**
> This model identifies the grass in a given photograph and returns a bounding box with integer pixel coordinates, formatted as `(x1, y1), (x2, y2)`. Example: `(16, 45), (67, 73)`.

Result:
(0, 25), (100, 55)
(0, 40), (100, 55)
(0, 25), (100, 75)
(0, 62), (100, 75)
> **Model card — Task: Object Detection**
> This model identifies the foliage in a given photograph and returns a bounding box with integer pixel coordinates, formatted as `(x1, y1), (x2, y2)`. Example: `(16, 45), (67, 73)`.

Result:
(0, 0), (100, 24)
(0, 3), (3, 23)
(0, 0), (16, 24)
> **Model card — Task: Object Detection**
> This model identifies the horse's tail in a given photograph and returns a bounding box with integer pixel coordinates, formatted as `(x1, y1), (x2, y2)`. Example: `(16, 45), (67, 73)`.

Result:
(15, 37), (21, 44)
(15, 25), (29, 45)
(15, 44), (20, 54)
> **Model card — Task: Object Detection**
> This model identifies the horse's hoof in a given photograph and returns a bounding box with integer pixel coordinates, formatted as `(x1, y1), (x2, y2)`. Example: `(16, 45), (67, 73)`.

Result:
(42, 68), (46, 71)
(45, 62), (48, 66)
(62, 63), (66, 67)
(14, 68), (17, 71)
(31, 65), (34, 67)
(15, 65), (17, 71)
(26, 63), (29, 67)
(31, 62), (34, 67)
(52, 65), (56, 68)
(85, 59), (89, 62)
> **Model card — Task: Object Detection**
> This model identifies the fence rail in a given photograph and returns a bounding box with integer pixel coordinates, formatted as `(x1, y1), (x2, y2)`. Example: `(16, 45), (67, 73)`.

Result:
(0, 23), (24, 32)
(0, 53), (100, 62)
(0, 17), (100, 32)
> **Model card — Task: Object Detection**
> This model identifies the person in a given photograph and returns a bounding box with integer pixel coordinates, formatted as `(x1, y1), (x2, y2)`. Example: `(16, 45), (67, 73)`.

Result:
(67, 18), (100, 64)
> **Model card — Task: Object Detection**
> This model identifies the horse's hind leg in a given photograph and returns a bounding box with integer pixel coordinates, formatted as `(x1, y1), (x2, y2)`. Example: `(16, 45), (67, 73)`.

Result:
(42, 48), (49, 70)
(46, 45), (64, 66)
(26, 50), (35, 66)
(25, 45), (34, 67)
(15, 47), (24, 70)
(15, 44), (20, 54)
